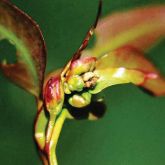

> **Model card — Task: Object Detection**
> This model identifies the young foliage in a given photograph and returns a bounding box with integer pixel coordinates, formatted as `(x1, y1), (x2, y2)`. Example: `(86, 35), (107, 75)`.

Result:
(0, 0), (165, 165)
(84, 5), (165, 56)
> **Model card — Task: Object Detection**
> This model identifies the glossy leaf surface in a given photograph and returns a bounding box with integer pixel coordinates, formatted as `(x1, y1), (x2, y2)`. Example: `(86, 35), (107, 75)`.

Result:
(91, 46), (165, 95)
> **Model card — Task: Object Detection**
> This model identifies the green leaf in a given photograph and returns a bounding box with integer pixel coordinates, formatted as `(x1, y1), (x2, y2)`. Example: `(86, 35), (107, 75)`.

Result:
(90, 46), (165, 96)
(0, 0), (46, 97)
(91, 67), (145, 94)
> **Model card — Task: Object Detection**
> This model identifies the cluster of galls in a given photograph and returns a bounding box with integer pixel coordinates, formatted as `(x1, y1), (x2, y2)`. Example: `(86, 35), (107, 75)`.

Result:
(64, 57), (98, 108)
(43, 56), (105, 120)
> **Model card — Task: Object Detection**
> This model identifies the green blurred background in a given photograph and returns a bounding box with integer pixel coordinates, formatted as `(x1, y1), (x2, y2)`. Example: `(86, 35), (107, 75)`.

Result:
(0, 0), (165, 164)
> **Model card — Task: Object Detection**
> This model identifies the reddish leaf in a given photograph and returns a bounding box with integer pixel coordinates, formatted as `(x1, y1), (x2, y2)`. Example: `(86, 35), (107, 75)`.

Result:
(0, 0), (46, 97)
(82, 5), (165, 57)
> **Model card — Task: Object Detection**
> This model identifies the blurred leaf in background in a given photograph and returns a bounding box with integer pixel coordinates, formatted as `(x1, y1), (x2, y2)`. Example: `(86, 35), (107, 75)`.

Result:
(0, 0), (165, 165)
